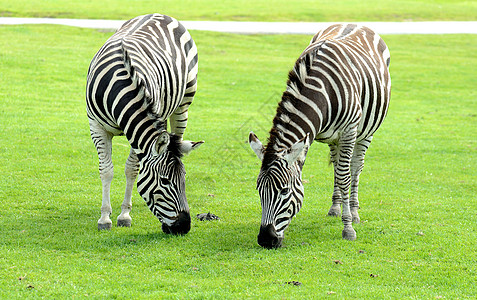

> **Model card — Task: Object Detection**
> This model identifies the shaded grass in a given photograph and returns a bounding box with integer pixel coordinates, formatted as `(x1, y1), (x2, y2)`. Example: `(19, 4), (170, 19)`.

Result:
(0, 24), (476, 298)
(1, 0), (477, 22)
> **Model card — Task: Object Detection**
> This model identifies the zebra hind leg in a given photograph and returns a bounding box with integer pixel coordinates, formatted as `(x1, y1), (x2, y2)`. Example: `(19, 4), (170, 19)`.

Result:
(90, 120), (114, 230)
(117, 148), (139, 227)
(335, 128), (358, 241)
(350, 136), (373, 224)
(327, 144), (342, 217)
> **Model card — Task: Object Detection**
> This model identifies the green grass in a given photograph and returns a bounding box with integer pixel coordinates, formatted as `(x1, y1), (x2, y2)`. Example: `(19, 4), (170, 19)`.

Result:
(1, 24), (476, 298)
(1, 0), (477, 21)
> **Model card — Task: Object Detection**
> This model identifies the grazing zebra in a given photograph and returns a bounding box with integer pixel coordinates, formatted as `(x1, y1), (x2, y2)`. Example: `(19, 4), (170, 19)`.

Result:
(249, 24), (391, 248)
(86, 14), (203, 234)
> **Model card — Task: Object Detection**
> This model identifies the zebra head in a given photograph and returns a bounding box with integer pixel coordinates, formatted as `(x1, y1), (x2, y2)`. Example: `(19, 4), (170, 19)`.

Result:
(137, 130), (203, 235)
(249, 132), (310, 248)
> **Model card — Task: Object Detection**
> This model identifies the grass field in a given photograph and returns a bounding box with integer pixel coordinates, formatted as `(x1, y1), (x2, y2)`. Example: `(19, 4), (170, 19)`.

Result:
(1, 0), (477, 22)
(1, 15), (476, 300)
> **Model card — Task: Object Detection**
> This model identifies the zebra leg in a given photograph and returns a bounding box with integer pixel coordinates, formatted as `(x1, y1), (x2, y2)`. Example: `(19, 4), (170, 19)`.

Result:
(89, 120), (114, 230)
(336, 128), (358, 241)
(350, 136), (373, 224)
(327, 144), (342, 217)
(117, 148), (139, 227)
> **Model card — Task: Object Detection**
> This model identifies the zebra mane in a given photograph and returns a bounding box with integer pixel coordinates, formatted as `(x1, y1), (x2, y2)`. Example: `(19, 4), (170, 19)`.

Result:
(262, 54), (312, 169)
(262, 92), (296, 167)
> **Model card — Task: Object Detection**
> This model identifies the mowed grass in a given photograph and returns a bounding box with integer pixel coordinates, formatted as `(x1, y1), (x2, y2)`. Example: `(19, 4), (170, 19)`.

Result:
(1, 0), (477, 21)
(0, 24), (476, 298)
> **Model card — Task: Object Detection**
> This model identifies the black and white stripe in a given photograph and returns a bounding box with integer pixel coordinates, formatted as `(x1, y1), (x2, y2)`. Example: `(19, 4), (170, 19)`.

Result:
(86, 14), (203, 234)
(250, 24), (391, 248)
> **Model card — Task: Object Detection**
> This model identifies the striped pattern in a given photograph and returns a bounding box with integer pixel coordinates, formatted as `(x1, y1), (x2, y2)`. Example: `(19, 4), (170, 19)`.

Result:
(137, 137), (187, 220)
(86, 14), (198, 231)
(257, 160), (304, 234)
(252, 24), (391, 245)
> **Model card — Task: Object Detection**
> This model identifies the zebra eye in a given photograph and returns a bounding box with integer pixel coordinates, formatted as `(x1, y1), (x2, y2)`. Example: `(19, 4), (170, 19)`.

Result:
(160, 177), (170, 185)
(281, 188), (290, 195)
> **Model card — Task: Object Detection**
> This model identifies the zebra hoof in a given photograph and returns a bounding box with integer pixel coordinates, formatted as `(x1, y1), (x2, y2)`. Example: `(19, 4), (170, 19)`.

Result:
(98, 223), (112, 231)
(342, 227), (356, 241)
(327, 208), (341, 217)
(117, 219), (131, 227)
(351, 208), (360, 223)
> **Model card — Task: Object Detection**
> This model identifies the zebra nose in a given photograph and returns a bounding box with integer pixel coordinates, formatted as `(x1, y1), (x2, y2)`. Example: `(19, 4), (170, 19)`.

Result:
(161, 211), (191, 235)
(258, 224), (283, 249)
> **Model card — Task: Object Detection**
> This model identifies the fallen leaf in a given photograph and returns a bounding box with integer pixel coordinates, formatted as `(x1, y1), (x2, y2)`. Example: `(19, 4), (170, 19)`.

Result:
(417, 231), (425, 236)
(327, 291), (336, 295)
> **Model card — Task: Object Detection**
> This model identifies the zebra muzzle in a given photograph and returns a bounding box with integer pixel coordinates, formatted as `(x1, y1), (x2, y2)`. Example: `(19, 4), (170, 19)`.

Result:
(257, 224), (283, 249)
(161, 211), (191, 235)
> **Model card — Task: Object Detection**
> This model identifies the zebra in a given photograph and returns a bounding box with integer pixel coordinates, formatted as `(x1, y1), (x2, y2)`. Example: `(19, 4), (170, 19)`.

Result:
(86, 14), (203, 234)
(249, 24), (391, 248)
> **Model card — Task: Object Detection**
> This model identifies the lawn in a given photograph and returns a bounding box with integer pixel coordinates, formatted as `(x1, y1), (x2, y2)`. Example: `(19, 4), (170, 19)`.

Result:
(0, 22), (476, 299)
(1, 0), (477, 22)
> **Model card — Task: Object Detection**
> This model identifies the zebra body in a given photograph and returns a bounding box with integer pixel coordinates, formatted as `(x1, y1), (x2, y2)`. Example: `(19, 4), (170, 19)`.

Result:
(86, 14), (203, 234)
(249, 24), (391, 248)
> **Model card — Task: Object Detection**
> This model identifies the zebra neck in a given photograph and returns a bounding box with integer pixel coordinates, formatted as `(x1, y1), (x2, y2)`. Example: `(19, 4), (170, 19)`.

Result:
(265, 91), (317, 154)
(265, 127), (303, 154)
(108, 76), (166, 158)
(126, 125), (161, 160)
(117, 102), (164, 158)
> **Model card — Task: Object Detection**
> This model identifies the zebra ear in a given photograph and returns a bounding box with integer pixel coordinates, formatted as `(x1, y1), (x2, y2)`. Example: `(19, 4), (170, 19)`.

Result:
(153, 130), (170, 156)
(249, 131), (264, 161)
(180, 140), (204, 155)
(284, 134), (310, 165)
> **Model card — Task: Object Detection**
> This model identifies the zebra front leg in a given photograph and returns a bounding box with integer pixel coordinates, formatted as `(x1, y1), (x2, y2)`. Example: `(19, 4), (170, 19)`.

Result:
(90, 120), (114, 230)
(117, 148), (139, 227)
(350, 136), (373, 224)
(336, 128), (357, 240)
(327, 144), (342, 217)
